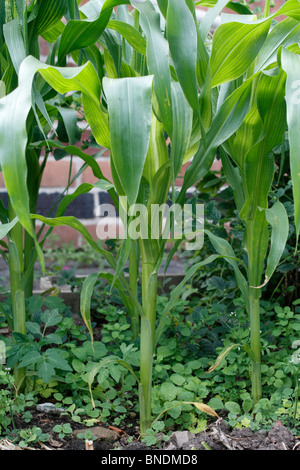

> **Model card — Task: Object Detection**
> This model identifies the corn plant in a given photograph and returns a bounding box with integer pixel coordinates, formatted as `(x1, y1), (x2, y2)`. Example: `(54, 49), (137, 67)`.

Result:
(1, 0), (300, 432)
(0, 0), (72, 390)
(0, 0), (119, 391)
(193, 1), (300, 405)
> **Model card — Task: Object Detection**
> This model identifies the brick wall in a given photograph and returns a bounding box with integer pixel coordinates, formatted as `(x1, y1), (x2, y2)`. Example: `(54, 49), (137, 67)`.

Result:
(0, 0), (285, 248)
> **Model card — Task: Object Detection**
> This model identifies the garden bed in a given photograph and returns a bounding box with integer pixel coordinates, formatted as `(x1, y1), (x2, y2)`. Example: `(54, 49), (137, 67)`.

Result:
(1, 267), (300, 452)
(1, 407), (299, 451)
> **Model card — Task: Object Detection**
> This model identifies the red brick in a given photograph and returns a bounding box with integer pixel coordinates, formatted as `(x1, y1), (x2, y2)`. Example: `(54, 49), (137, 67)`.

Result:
(81, 159), (113, 184)
(40, 160), (77, 188)
(37, 224), (80, 248)
(175, 162), (190, 186)
(175, 158), (222, 186)
(39, 38), (49, 57)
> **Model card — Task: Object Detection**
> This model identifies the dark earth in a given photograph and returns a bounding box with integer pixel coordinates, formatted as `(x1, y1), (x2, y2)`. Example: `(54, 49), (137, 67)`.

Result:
(1, 407), (299, 451)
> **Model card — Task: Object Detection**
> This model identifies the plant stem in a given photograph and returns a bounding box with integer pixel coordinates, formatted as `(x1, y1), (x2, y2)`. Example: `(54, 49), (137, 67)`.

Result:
(263, 0), (271, 18)
(139, 243), (158, 434)
(24, 230), (35, 299)
(128, 241), (140, 339)
(8, 198), (26, 393)
(293, 372), (299, 420)
(249, 287), (262, 405)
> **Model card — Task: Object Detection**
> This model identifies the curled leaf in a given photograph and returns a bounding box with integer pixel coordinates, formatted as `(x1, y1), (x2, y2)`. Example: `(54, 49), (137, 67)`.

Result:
(205, 343), (240, 374)
(191, 402), (220, 418)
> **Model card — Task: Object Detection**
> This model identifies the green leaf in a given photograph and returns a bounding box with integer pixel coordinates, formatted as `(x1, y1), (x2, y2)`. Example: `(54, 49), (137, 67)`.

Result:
(0, 54), (111, 275)
(30, 0), (67, 37)
(40, 309), (63, 328)
(198, 0), (229, 41)
(3, 19), (26, 74)
(170, 81), (193, 182)
(73, 341), (107, 362)
(132, 0), (172, 136)
(26, 321), (42, 337)
(281, 47), (300, 241)
(29, 140), (118, 206)
(204, 230), (250, 312)
(58, 0), (130, 62)
(259, 201), (289, 287)
(55, 105), (78, 145)
(88, 357), (139, 407)
(37, 360), (56, 384)
(240, 71), (287, 221)
(273, 0), (300, 21)
(160, 382), (177, 401)
(80, 272), (99, 344)
(179, 76), (254, 195)
(31, 213), (116, 269)
(220, 149), (244, 212)
(0, 217), (18, 239)
(154, 254), (220, 346)
(43, 333), (63, 345)
(18, 350), (41, 368)
(254, 17), (300, 73)
(143, 113), (169, 184)
(107, 19), (146, 55)
(156, 0), (168, 18)
(103, 75), (154, 206)
(167, 0), (199, 113)
(210, 19), (271, 86)
(225, 401), (241, 415)
(196, 0), (252, 15)
(41, 20), (65, 43)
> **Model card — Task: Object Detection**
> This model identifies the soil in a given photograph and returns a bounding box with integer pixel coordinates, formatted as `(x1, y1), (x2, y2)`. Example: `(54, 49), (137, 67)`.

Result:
(1, 407), (299, 451)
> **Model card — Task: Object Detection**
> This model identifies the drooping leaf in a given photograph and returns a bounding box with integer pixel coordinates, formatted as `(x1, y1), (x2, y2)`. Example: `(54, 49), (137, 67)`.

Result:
(204, 229), (250, 312)
(0, 217), (18, 239)
(0, 55), (108, 274)
(103, 75), (154, 206)
(80, 272), (99, 344)
(107, 19), (146, 55)
(273, 0), (300, 21)
(58, 0), (130, 63)
(260, 201), (289, 287)
(30, 213), (116, 269)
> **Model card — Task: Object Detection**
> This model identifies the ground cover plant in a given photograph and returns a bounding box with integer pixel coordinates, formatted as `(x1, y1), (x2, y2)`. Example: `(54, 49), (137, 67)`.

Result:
(0, 0), (299, 450)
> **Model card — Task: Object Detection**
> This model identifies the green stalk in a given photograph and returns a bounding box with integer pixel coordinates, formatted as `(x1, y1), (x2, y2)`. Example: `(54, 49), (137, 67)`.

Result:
(246, 214), (266, 405)
(249, 287), (262, 405)
(293, 371), (299, 420)
(139, 241), (158, 434)
(128, 241), (140, 339)
(23, 230), (34, 299)
(8, 198), (26, 393)
(263, 0), (271, 18)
